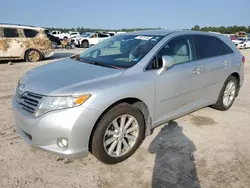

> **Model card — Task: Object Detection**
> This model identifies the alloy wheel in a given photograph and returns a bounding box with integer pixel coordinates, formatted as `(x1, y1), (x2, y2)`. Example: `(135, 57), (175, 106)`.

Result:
(103, 114), (139, 157)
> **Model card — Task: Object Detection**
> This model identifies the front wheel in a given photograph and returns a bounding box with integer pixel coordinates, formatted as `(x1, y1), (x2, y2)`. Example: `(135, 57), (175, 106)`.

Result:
(212, 76), (238, 111)
(81, 40), (89, 48)
(91, 103), (145, 164)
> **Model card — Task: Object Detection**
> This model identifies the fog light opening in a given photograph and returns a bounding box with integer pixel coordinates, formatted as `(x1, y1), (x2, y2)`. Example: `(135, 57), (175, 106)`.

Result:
(57, 138), (68, 148)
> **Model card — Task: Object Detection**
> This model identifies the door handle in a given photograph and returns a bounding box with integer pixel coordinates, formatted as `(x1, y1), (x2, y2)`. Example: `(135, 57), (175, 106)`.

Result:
(223, 60), (228, 66)
(193, 68), (201, 74)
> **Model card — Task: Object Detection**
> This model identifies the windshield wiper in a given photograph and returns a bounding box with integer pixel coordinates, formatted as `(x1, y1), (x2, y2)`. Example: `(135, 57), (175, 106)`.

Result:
(72, 56), (122, 69)
(87, 61), (122, 69)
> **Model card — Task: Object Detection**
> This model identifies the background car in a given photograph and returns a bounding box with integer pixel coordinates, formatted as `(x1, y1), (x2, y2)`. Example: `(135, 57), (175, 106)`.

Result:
(69, 31), (80, 38)
(72, 32), (110, 48)
(0, 24), (54, 62)
(44, 29), (61, 48)
(50, 30), (71, 40)
(236, 38), (250, 49)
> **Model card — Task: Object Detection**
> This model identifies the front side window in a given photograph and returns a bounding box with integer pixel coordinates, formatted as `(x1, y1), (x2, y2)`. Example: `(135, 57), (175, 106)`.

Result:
(76, 35), (163, 68)
(157, 36), (195, 66)
(3, 28), (19, 38)
(23, 29), (38, 38)
(193, 35), (222, 59)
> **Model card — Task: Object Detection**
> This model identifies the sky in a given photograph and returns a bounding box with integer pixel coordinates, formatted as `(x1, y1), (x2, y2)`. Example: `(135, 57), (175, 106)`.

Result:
(1, 0), (249, 30)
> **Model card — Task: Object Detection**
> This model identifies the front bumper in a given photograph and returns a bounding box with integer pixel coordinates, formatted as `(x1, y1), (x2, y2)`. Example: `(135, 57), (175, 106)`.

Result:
(12, 97), (101, 158)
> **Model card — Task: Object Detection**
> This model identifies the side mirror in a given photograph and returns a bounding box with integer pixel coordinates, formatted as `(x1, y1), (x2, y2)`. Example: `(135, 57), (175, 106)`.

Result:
(157, 55), (175, 75)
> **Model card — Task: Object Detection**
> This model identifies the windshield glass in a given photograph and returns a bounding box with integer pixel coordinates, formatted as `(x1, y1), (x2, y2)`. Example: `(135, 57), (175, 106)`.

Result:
(77, 35), (163, 68)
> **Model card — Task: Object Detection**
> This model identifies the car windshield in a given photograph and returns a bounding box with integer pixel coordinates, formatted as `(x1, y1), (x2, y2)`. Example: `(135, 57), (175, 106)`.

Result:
(76, 35), (163, 68)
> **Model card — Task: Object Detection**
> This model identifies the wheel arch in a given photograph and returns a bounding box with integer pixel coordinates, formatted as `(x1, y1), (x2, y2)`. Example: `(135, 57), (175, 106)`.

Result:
(230, 72), (240, 96)
(88, 97), (151, 152)
(23, 48), (43, 60)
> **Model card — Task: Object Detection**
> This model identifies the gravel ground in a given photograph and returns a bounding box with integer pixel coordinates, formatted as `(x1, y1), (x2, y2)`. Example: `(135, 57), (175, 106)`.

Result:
(0, 48), (250, 188)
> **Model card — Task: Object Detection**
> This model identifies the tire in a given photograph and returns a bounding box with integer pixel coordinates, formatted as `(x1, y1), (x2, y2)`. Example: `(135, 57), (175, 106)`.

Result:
(211, 76), (238, 111)
(25, 49), (42, 62)
(244, 44), (246, 49)
(91, 103), (145, 164)
(81, 40), (89, 48)
(63, 36), (68, 40)
(51, 42), (57, 49)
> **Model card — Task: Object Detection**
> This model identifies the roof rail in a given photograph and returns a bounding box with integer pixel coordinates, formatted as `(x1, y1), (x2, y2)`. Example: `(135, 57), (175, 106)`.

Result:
(0, 23), (35, 27)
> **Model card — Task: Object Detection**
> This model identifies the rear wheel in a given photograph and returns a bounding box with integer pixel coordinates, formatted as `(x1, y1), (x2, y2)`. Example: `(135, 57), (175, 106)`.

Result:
(25, 49), (42, 62)
(91, 103), (145, 164)
(212, 76), (238, 111)
(81, 40), (89, 48)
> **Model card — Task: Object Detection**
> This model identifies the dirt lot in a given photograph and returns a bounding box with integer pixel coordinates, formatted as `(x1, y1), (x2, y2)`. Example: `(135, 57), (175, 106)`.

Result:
(0, 48), (250, 188)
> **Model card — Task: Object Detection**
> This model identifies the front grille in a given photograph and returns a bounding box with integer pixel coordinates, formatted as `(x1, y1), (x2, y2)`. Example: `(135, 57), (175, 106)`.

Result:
(16, 92), (44, 114)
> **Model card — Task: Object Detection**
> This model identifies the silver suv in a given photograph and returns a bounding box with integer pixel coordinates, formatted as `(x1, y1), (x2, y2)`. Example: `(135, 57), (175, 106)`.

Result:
(12, 30), (244, 164)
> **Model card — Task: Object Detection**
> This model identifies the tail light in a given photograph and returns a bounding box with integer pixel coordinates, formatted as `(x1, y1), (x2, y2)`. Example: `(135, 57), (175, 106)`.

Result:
(242, 56), (245, 64)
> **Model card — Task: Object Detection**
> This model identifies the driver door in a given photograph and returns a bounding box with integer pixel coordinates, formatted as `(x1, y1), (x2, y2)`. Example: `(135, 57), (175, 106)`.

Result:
(153, 36), (204, 126)
(89, 34), (99, 45)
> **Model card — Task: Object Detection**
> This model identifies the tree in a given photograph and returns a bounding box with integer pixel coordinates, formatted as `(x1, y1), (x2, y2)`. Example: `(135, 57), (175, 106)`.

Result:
(191, 25), (200, 31)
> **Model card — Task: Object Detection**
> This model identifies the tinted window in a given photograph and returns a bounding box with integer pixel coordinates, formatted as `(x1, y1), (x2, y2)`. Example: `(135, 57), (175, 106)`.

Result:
(193, 35), (222, 59)
(217, 39), (234, 54)
(3, 28), (19, 38)
(158, 36), (195, 66)
(98, 33), (109, 38)
(23, 29), (38, 38)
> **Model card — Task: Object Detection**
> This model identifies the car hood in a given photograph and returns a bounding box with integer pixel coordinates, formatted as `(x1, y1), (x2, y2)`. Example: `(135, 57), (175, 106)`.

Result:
(19, 58), (125, 96)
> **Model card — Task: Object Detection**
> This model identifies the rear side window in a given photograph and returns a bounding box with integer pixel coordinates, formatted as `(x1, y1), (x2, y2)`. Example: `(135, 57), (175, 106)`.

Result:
(217, 39), (234, 54)
(23, 29), (38, 38)
(193, 35), (222, 59)
(98, 33), (109, 38)
(3, 28), (19, 38)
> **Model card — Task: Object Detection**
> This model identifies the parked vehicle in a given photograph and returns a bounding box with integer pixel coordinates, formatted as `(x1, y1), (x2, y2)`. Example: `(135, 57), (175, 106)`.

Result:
(50, 30), (71, 40)
(12, 30), (244, 164)
(235, 31), (247, 38)
(44, 29), (61, 48)
(229, 35), (237, 40)
(235, 38), (250, 49)
(69, 31), (80, 38)
(116, 31), (127, 35)
(71, 32), (110, 48)
(232, 38), (243, 47)
(0, 24), (54, 62)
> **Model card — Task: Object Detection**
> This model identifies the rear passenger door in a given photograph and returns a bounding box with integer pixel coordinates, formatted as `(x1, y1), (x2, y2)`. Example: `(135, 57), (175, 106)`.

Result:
(3, 27), (23, 58)
(192, 35), (231, 103)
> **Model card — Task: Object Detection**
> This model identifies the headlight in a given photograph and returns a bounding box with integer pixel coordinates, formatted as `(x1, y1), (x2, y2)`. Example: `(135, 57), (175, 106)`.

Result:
(35, 94), (91, 116)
